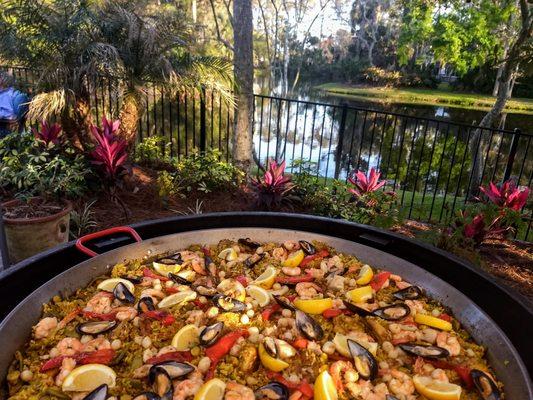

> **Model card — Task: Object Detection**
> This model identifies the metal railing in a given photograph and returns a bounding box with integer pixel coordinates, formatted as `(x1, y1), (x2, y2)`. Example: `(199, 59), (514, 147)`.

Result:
(2, 65), (531, 240)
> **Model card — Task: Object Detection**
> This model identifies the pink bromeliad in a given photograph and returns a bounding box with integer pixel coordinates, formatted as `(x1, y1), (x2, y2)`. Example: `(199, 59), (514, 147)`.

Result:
(32, 120), (62, 145)
(348, 167), (386, 197)
(479, 180), (529, 211)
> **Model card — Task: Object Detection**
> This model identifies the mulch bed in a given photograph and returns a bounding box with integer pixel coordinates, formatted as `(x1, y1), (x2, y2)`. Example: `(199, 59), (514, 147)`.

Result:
(71, 166), (533, 302)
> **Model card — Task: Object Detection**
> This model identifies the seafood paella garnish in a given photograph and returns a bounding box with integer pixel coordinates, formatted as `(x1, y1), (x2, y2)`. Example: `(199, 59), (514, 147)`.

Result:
(7, 239), (503, 400)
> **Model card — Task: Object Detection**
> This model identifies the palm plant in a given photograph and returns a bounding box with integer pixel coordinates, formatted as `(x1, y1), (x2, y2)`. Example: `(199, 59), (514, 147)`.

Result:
(0, 0), (101, 148)
(92, 2), (234, 146)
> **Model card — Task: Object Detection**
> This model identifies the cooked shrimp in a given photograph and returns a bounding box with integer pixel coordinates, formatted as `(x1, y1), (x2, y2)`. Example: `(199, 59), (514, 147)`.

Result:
(282, 266), (301, 276)
(140, 289), (166, 304)
(58, 308), (81, 329)
(55, 338), (84, 356)
(417, 328), (438, 344)
(181, 251), (207, 275)
(83, 338), (111, 352)
(33, 317), (58, 339)
(388, 323), (417, 344)
(347, 330), (375, 344)
(140, 277), (155, 287)
(283, 240), (299, 251)
(329, 361), (359, 391)
(356, 380), (389, 400)
(55, 357), (76, 386)
(84, 292), (113, 314)
(431, 368), (449, 382)
(326, 255), (343, 269)
(405, 300), (425, 315)
(436, 332), (461, 356)
(386, 369), (415, 397)
(133, 364), (152, 378)
(224, 381), (255, 400)
(114, 306), (138, 321)
(395, 281), (411, 290)
(186, 309), (206, 325)
(173, 371), (204, 400)
(295, 282), (322, 298)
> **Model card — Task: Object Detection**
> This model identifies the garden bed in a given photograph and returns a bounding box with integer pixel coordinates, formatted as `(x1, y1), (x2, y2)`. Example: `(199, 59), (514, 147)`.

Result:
(74, 166), (533, 301)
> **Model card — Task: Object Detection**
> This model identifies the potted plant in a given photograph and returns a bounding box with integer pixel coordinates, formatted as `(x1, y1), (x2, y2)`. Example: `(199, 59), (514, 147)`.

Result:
(0, 122), (91, 263)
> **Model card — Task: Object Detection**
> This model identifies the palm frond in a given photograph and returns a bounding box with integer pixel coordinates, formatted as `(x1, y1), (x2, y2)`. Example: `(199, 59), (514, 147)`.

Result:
(27, 89), (70, 122)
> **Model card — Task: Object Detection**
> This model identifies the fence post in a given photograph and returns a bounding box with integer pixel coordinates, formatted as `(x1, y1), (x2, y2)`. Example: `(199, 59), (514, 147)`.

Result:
(0, 205), (9, 270)
(503, 128), (520, 182)
(200, 87), (207, 152)
(334, 103), (348, 179)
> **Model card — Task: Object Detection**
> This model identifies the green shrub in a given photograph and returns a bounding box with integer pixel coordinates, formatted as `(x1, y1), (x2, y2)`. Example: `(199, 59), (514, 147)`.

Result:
(0, 131), (92, 199)
(156, 149), (244, 200)
(134, 136), (172, 167)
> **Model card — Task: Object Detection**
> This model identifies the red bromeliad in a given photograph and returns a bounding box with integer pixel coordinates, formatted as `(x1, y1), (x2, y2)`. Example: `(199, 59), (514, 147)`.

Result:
(89, 117), (128, 181)
(348, 167), (386, 197)
(32, 120), (62, 145)
(251, 159), (295, 209)
(479, 180), (529, 211)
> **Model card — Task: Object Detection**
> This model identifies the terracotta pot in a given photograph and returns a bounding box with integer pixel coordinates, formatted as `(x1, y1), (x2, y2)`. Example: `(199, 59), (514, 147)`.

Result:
(2, 198), (72, 264)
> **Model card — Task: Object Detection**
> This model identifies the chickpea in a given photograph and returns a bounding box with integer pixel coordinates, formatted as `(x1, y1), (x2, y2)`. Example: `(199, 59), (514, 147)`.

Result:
(322, 341), (335, 355)
(141, 336), (152, 349)
(165, 280), (174, 288)
(281, 309), (292, 318)
(240, 315), (250, 324)
(246, 309), (255, 318)
(198, 356), (211, 373)
(272, 283), (282, 290)
(111, 339), (122, 350)
(20, 370), (33, 382)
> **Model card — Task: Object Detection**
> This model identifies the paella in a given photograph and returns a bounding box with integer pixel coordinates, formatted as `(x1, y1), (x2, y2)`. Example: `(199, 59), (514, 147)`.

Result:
(6, 239), (502, 400)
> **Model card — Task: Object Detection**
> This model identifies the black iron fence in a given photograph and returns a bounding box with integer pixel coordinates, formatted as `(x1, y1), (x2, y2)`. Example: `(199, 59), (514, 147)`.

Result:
(2, 65), (532, 240)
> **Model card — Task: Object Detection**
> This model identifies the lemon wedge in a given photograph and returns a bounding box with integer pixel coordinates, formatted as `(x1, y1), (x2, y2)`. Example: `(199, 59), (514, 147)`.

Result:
(281, 250), (305, 268)
(246, 285), (271, 307)
(158, 290), (197, 308)
(346, 286), (373, 303)
(171, 324), (200, 351)
(218, 248), (238, 261)
(194, 378), (226, 400)
(258, 343), (289, 372)
(62, 364), (116, 392)
(217, 279), (246, 301)
(294, 298), (333, 314)
(413, 375), (462, 400)
(314, 370), (338, 400)
(356, 264), (374, 285)
(97, 278), (134, 293)
(253, 265), (278, 289)
(414, 314), (452, 331)
(333, 333), (378, 357)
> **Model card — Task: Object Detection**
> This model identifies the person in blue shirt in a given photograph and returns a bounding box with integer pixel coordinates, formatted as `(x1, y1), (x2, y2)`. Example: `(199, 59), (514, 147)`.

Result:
(0, 72), (29, 138)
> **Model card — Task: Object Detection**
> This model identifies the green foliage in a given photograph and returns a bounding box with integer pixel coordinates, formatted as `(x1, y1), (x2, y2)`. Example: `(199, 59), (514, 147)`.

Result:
(0, 131), (92, 199)
(291, 161), (400, 228)
(361, 67), (438, 88)
(397, 0), (435, 66)
(156, 149), (244, 201)
(134, 136), (172, 167)
(70, 200), (98, 239)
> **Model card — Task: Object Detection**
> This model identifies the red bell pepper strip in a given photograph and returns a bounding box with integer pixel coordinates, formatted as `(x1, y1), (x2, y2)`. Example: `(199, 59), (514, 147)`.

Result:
(438, 313), (452, 322)
(292, 338), (308, 349)
(261, 304), (281, 321)
(391, 338), (412, 345)
(300, 249), (329, 267)
(146, 351), (193, 365)
(141, 310), (176, 326)
(81, 310), (118, 321)
(297, 381), (314, 397)
(58, 307), (82, 328)
(370, 271), (391, 291)
(275, 273), (314, 285)
(41, 349), (116, 372)
(426, 359), (473, 388)
(322, 308), (351, 319)
(205, 330), (249, 361)
(235, 275), (248, 287)
(143, 267), (170, 282)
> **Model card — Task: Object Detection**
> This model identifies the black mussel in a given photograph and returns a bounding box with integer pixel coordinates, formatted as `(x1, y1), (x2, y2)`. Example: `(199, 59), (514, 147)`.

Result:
(274, 296), (296, 311)
(348, 339), (378, 380)
(398, 343), (450, 359)
(470, 369), (502, 400)
(150, 367), (173, 400)
(154, 253), (183, 266)
(137, 296), (156, 313)
(199, 322), (225, 346)
(255, 382), (289, 400)
(342, 300), (371, 316)
(150, 362), (194, 381)
(386, 396), (400, 400)
(192, 284), (218, 298)
(114, 282), (135, 303)
(238, 238), (261, 250)
(121, 275), (143, 284)
(325, 266), (346, 278)
(133, 392), (160, 400)
(263, 337), (278, 358)
(244, 253), (265, 268)
(295, 310), (324, 341)
(82, 384), (108, 400)
(393, 286), (423, 300)
(168, 272), (193, 285)
(213, 294), (246, 313)
(76, 320), (117, 336)
(372, 304), (411, 321)
(298, 240), (316, 255)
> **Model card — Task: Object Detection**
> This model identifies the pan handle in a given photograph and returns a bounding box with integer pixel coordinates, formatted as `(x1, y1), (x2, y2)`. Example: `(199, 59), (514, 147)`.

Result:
(75, 226), (142, 257)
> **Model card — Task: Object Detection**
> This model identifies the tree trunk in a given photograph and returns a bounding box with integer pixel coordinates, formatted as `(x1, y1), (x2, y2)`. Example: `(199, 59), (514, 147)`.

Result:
(233, 0), (254, 172)
(60, 97), (92, 151)
(118, 92), (141, 148)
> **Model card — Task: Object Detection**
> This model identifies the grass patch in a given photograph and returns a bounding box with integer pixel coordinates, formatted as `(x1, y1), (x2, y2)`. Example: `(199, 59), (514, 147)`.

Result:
(317, 83), (533, 115)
